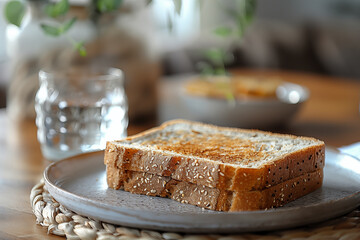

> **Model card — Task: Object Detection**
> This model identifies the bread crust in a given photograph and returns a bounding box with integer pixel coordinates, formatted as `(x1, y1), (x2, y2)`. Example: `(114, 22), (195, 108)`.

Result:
(104, 120), (325, 191)
(106, 164), (323, 211)
(105, 119), (325, 211)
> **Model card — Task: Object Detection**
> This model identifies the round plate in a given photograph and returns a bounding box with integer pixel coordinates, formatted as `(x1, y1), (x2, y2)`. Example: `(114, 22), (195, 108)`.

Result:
(44, 148), (360, 233)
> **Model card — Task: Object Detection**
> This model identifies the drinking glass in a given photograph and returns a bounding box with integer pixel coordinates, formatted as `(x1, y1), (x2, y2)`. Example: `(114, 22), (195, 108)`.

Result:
(35, 68), (128, 161)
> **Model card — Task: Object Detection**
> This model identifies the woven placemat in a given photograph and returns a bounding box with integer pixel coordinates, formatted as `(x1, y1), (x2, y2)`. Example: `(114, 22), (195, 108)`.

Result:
(31, 179), (360, 240)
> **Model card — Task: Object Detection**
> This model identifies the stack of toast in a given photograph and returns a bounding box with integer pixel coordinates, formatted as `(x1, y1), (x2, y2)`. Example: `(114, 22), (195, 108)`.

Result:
(104, 120), (325, 211)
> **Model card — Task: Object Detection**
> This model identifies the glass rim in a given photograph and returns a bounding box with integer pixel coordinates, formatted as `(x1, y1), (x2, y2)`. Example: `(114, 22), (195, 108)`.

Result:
(39, 67), (124, 82)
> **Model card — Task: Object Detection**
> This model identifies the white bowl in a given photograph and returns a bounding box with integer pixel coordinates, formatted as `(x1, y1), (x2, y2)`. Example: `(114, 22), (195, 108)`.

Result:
(158, 76), (309, 129)
(181, 82), (308, 129)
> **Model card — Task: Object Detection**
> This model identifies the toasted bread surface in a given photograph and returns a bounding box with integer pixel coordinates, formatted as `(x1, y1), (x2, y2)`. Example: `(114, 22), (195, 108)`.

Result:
(105, 119), (325, 191)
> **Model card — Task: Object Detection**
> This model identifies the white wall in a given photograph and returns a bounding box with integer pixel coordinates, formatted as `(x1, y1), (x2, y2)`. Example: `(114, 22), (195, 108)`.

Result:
(0, 1), (8, 61)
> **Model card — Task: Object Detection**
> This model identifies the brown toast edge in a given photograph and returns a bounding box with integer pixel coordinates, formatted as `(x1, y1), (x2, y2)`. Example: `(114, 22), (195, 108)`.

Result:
(106, 164), (323, 211)
(104, 140), (325, 191)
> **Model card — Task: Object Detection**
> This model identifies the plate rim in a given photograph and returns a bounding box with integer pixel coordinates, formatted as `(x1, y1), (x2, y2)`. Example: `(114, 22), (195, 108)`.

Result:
(43, 147), (360, 232)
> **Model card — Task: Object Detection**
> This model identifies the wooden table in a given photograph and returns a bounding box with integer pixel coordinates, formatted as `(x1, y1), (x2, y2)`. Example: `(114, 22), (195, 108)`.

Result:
(232, 69), (360, 147)
(0, 69), (359, 239)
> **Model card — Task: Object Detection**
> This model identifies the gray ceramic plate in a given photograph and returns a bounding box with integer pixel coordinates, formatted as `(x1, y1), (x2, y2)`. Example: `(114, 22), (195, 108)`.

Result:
(44, 148), (360, 233)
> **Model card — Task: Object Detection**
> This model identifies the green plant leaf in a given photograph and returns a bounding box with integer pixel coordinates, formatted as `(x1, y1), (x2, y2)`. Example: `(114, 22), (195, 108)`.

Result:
(214, 68), (227, 76)
(224, 91), (236, 105)
(45, 0), (69, 18)
(197, 61), (214, 76)
(40, 24), (61, 36)
(166, 11), (173, 32)
(172, 0), (182, 15)
(214, 27), (232, 37)
(40, 18), (76, 37)
(236, 12), (248, 37)
(60, 17), (76, 33)
(96, 0), (123, 13)
(4, 0), (26, 27)
(245, 0), (256, 23)
(75, 42), (87, 57)
(235, 0), (256, 37)
(204, 48), (225, 66)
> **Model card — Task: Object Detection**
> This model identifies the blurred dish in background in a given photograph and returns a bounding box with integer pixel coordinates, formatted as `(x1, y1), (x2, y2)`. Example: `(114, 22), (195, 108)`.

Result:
(184, 76), (282, 100)
(158, 75), (309, 129)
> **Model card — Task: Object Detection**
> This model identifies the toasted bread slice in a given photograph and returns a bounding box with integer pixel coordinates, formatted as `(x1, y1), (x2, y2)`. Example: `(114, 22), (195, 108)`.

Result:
(105, 119), (325, 192)
(106, 164), (323, 211)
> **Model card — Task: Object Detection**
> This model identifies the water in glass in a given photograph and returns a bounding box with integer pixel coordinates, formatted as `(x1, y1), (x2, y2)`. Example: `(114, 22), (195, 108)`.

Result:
(35, 68), (128, 161)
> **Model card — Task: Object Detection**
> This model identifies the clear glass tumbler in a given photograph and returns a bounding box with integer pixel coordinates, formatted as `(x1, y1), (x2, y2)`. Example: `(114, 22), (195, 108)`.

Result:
(35, 68), (128, 161)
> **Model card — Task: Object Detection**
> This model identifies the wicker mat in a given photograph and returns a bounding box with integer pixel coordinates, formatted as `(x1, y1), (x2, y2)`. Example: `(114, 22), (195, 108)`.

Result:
(31, 179), (360, 240)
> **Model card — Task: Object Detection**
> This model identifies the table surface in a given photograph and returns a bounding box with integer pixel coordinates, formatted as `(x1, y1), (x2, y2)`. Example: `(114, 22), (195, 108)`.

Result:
(0, 69), (359, 239)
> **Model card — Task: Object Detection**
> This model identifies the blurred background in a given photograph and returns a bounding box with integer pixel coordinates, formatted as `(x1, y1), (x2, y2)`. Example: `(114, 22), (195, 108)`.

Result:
(0, 0), (359, 123)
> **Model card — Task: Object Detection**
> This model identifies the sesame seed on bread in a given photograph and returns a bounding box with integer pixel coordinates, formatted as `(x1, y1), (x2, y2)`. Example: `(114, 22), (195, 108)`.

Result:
(106, 164), (323, 211)
(105, 119), (325, 192)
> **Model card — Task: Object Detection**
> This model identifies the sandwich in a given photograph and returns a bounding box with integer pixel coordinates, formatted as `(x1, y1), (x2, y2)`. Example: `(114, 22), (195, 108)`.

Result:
(104, 119), (325, 211)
